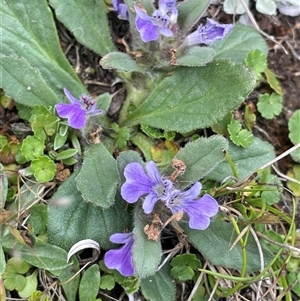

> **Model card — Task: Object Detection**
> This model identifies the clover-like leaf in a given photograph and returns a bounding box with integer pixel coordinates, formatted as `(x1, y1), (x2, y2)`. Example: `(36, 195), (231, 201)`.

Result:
(30, 156), (57, 183)
(245, 49), (267, 78)
(32, 114), (59, 141)
(21, 136), (45, 161)
(228, 118), (253, 148)
(288, 109), (300, 145)
(170, 253), (201, 281)
(257, 93), (283, 119)
(27, 204), (48, 235)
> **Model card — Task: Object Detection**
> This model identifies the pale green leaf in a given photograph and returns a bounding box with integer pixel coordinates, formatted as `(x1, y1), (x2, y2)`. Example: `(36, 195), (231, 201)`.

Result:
(49, 0), (116, 56)
(223, 0), (248, 14)
(124, 61), (256, 133)
(228, 118), (253, 147)
(176, 47), (216, 67)
(257, 93), (283, 119)
(288, 110), (300, 144)
(0, 163), (8, 209)
(256, 0), (277, 15)
(100, 52), (146, 73)
(0, 0), (85, 106)
(76, 144), (119, 208)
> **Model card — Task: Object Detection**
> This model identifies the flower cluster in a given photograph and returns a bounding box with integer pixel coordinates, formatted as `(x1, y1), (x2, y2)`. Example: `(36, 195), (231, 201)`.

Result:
(55, 88), (102, 129)
(112, 0), (233, 45)
(104, 161), (219, 276)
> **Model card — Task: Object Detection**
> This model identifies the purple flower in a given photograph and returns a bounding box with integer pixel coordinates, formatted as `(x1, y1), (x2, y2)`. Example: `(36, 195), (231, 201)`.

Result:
(104, 232), (135, 276)
(184, 18), (233, 46)
(112, 0), (129, 20)
(55, 88), (102, 129)
(121, 161), (172, 214)
(135, 6), (173, 42)
(158, 0), (178, 24)
(166, 182), (219, 230)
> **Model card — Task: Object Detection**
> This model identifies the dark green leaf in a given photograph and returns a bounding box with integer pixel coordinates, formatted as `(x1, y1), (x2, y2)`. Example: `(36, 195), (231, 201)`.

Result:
(207, 137), (275, 182)
(212, 24), (268, 63)
(1, 0), (85, 106)
(177, 0), (210, 32)
(182, 218), (272, 272)
(49, 0), (116, 56)
(124, 61), (256, 133)
(79, 264), (101, 301)
(167, 136), (228, 188)
(48, 171), (129, 250)
(133, 205), (162, 278)
(76, 144), (119, 208)
(140, 261), (176, 301)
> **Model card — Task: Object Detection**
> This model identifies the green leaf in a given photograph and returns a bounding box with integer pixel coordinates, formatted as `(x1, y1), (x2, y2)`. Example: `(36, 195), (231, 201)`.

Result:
(0, 247), (5, 274)
(32, 114), (59, 140)
(79, 264), (101, 301)
(212, 24), (268, 62)
(261, 174), (283, 205)
(264, 68), (283, 95)
(124, 61), (256, 133)
(18, 270), (38, 298)
(27, 204), (48, 235)
(287, 165), (300, 197)
(257, 93), (283, 119)
(21, 136), (45, 161)
(0, 163), (8, 209)
(54, 128), (69, 150)
(48, 171), (129, 250)
(287, 272), (300, 297)
(1, 0), (85, 106)
(207, 137), (275, 182)
(59, 258), (80, 301)
(288, 109), (300, 144)
(170, 254), (201, 281)
(76, 144), (119, 208)
(245, 49), (267, 77)
(0, 56), (60, 106)
(31, 156), (57, 183)
(228, 118), (253, 147)
(99, 274), (115, 290)
(100, 52), (146, 73)
(140, 261), (176, 301)
(165, 136), (228, 189)
(176, 47), (216, 67)
(177, 0), (210, 32)
(256, 0), (277, 15)
(182, 218), (272, 272)
(1, 238), (72, 270)
(55, 149), (78, 160)
(133, 205), (162, 278)
(223, 0), (248, 14)
(49, 0), (116, 56)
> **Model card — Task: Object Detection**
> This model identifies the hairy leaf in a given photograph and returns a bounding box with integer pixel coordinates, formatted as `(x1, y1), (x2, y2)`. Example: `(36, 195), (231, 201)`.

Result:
(0, 0), (85, 106)
(124, 61), (256, 132)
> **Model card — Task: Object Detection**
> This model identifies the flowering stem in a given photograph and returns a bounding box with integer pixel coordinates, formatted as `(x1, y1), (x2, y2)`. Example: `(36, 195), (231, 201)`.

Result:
(118, 72), (156, 124)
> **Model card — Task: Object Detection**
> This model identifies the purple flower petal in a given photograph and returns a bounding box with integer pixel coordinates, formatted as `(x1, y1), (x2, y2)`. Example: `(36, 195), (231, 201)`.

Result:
(104, 232), (135, 276)
(112, 0), (129, 20)
(184, 18), (233, 46)
(166, 184), (219, 230)
(121, 161), (173, 213)
(121, 162), (153, 203)
(134, 6), (173, 42)
(56, 88), (102, 129)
